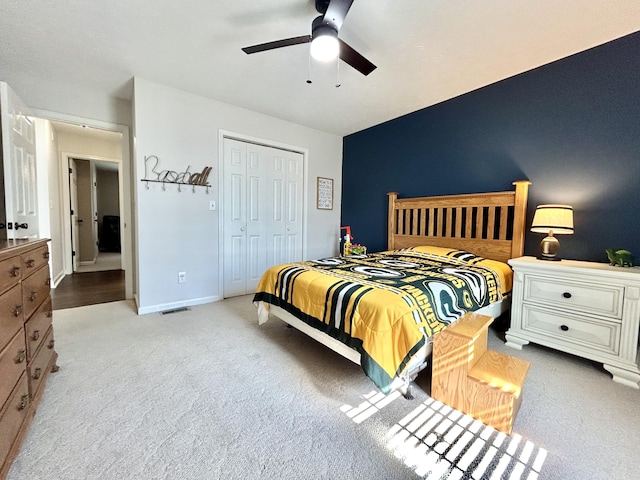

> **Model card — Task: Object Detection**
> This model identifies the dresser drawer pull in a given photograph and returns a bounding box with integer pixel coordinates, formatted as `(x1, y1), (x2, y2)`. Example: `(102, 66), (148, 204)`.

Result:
(18, 394), (29, 411)
(562, 292), (572, 299)
(44, 251), (50, 259)
(47, 339), (55, 349)
(560, 325), (569, 332)
(15, 349), (26, 364)
(12, 304), (23, 316)
(29, 291), (37, 302)
(46, 310), (53, 318)
(45, 278), (51, 286)
(32, 367), (42, 380)
(31, 330), (40, 341)
(25, 259), (35, 268)
(9, 266), (20, 277)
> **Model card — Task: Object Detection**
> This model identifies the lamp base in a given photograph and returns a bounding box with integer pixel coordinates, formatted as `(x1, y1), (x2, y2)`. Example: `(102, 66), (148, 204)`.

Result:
(539, 235), (561, 261)
(536, 255), (562, 261)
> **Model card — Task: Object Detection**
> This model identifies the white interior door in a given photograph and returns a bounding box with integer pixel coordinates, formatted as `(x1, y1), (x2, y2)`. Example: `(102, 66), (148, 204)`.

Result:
(0, 82), (39, 239)
(69, 158), (79, 272)
(223, 137), (304, 298)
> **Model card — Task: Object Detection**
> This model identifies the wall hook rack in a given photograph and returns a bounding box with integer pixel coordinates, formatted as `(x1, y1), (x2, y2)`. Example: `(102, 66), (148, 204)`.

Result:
(141, 179), (212, 193)
(141, 155), (212, 193)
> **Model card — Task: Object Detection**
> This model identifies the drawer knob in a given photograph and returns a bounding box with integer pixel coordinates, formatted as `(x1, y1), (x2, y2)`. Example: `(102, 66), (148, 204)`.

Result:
(46, 310), (53, 318)
(44, 251), (50, 259)
(562, 292), (572, 299)
(560, 325), (569, 332)
(25, 259), (35, 268)
(10, 266), (20, 277)
(18, 394), (29, 411)
(15, 349), (26, 364)
(31, 330), (40, 341)
(29, 291), (37, 302)
(47, 339), (55, 349)
(32, 367), (42, 380)
(12, 304), (23, 316)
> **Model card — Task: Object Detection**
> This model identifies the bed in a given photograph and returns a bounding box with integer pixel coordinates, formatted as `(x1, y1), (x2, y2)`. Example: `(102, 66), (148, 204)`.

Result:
(253, 181), (531, 395)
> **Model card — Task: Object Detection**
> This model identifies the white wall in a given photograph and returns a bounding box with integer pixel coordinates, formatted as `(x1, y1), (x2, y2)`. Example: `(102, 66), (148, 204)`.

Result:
(34, 118), (64, 285)
(57, 131), (123, 160)
(133, 78), (343, 314)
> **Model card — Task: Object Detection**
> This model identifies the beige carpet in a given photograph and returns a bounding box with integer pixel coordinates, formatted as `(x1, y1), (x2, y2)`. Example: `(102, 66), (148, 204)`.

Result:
(7, 296), (640, 479)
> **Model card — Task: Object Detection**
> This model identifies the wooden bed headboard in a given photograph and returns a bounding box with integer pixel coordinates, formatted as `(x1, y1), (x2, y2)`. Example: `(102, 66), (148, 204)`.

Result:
(388, 180), (531, 264)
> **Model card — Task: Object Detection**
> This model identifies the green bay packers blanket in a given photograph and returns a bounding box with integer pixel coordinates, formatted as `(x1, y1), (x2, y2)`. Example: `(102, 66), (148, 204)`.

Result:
(253, 246), (512, 393)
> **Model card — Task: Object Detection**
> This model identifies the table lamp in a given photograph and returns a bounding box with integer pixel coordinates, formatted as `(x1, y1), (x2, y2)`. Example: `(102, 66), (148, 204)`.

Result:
(530, 204), (574, 260)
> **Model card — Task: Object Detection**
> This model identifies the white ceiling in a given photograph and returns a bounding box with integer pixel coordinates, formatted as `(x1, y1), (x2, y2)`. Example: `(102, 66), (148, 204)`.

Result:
(2, 1), (640, 136)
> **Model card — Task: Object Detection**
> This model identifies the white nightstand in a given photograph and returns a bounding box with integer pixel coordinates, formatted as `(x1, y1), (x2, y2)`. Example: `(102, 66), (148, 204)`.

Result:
(506, 256), (640, 389)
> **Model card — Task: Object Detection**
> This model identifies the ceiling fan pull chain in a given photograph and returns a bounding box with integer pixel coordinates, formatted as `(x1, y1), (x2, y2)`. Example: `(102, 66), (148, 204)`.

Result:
(307, 50), (313, 84)
(336, 57), (341, 88)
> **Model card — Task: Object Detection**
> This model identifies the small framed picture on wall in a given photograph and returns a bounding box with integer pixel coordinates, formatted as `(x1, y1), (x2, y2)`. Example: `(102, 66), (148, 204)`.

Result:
(316, 177), (333, 210)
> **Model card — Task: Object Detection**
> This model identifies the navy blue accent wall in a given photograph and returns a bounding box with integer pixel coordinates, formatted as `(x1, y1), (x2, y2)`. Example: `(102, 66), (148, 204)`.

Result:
(342, 31), (640, 263)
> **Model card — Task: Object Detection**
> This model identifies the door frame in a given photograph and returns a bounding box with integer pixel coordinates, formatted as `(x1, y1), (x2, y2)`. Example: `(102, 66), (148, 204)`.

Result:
(33, 108), (134, 300)
(217, 130), (309, 300)
(65, 154), (119, 270)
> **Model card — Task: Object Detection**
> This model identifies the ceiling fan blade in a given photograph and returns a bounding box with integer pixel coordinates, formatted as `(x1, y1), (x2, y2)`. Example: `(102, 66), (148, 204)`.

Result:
(322, 0), (354, 31)
(339, 40), (376, 76)
(242, 35), (311, 54)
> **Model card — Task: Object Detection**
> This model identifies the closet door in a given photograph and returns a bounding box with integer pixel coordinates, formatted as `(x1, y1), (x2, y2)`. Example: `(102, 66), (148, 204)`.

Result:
(223, 138), (304, 298)
(268, 150), (303, 265)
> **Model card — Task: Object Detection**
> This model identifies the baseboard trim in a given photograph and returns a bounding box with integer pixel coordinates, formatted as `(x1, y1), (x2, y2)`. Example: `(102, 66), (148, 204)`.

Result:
(51, 270), (66, 288)
(136, 295), (221, 315)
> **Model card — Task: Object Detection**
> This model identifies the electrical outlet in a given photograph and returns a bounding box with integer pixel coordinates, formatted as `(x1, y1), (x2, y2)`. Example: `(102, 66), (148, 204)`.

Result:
(178, 272), (186, 284)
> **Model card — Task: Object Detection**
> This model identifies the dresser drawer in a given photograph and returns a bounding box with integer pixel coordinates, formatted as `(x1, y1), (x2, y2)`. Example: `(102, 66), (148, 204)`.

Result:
(0, 331), (27, 413)
(0, 256), (21, 296)
(22, 264), (50, 320)
(0, 284), (25, 343)
(21, 245), (49, 280)
(28, 326), (55, 397)
(25, 297), (53, 360)
(523, 274), (624, 319)
(0, 373), (29, 465)
(522, 305), (620, 356)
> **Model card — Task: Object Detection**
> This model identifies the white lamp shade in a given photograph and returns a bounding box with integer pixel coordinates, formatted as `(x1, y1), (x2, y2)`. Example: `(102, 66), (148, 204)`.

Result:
(530, 204), (574, 234)
(310, 28), (339, 61)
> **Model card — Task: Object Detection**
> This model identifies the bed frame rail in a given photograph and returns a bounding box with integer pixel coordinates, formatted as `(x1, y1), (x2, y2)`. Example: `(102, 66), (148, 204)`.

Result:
(388, 180), (530, 264)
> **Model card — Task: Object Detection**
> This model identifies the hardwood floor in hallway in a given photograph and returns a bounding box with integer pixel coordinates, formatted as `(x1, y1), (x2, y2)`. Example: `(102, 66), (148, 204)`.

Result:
(52, 270), (125, 310)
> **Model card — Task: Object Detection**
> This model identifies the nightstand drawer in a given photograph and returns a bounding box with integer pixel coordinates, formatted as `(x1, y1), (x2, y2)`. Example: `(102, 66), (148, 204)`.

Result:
(523, 275), (623, 319)
(522, 305), (620, 356)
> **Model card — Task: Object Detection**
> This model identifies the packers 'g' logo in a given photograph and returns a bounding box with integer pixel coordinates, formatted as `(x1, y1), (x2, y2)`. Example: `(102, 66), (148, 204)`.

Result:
(379, 259), (419, 268)
(314, 258), (345, 266)
(353, 266), (404, 278)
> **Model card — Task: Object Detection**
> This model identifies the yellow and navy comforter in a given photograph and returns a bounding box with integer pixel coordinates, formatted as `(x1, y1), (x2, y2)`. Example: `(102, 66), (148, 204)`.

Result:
(253, 246), (512, 393)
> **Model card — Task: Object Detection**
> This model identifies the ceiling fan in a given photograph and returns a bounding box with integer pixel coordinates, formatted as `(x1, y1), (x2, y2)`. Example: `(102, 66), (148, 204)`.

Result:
(242, 0), (376, 76)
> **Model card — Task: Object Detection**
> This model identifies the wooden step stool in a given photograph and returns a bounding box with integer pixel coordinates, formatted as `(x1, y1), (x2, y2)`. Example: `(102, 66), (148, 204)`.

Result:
(431, 312), (530, 434)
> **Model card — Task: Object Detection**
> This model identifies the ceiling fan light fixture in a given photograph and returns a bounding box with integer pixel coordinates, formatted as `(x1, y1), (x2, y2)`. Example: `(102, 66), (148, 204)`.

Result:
(310, 25), (339, 61)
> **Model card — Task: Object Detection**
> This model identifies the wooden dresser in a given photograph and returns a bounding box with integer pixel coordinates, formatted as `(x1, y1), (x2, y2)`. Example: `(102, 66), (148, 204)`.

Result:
(0, 239), (58, 479)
